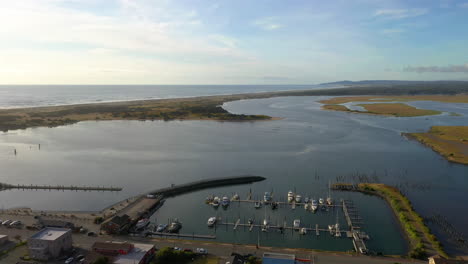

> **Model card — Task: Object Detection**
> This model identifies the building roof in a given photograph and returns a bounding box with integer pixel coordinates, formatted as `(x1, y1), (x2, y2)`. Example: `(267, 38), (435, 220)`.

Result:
(92, 241), (134, 252)
(429, 255), (468, 264)
(263, 252), (296, 264)
(0, 235), (8, 239)
(30, 227), (71, 241)
(113, 243), (154, 264)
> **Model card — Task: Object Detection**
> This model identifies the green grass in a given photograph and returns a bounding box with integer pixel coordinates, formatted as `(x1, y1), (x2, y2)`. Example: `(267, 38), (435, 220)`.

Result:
(358, 183), (448, 259)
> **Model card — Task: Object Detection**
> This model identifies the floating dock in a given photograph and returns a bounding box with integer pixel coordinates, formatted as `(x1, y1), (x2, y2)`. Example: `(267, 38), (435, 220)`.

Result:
(148, 232), (216, 240)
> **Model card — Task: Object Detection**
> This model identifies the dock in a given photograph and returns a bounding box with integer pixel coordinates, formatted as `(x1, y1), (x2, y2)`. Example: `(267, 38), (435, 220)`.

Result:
(0, 183), (122, 192)
(217, 221), (347, 235)
(148, 232), (216, 240)
(342, 200), (368, 254)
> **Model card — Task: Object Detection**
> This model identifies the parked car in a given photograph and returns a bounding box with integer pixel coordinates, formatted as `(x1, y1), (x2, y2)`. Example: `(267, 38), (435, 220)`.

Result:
(76, 255), (84, 261)
(2, 220), (12, 226)
(183, 248), (193, 253)
(173, 247), (182, 251)
(65, 257), (74, 264)
(196, 248), (208, 254)
(87, 231), (96, 236)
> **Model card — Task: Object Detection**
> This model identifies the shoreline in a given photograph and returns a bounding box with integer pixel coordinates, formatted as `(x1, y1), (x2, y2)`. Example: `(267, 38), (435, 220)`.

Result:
(332, 183), (448, 259)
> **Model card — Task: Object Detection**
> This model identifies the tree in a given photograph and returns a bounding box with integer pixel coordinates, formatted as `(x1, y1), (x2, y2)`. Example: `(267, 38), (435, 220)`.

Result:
(93, 256), (109, 264)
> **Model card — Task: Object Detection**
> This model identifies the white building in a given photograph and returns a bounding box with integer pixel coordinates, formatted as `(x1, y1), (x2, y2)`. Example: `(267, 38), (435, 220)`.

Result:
(28, 227), (72, 260)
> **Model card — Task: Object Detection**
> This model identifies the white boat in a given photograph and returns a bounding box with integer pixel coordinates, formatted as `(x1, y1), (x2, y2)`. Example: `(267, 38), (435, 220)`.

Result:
(328, 224), (335, 235)
(221, 196), (230, 207)
(304, 197), (310, 203)
(262, 219), (269, 232)
(254, 201), (262, 209)
(293, 219), (301, 229)
(326, 197), (333, 205)
(304, 203), (309, 210)
(135, 218), (150, 229)
(299, 227), (307, 235)
(335, 223), (341, 237)
(207, 217), (217, 227)
(263, 192), (271, 203)
(212, 197), (220, 208)
(168, 219), (182, 233)
(319, 198), (324, 205)
(295, 194), (302, 203)
(287, 191), (294, 203)
(311, 200), (318, 212)
(232, 193), (240, 201)
(156, 224), (167, 232)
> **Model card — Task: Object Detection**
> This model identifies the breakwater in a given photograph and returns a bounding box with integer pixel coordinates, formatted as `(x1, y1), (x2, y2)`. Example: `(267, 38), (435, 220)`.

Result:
(147, 175), (266, 197)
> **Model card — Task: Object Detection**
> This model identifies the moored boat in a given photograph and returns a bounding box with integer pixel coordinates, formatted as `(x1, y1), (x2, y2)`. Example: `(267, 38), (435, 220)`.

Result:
(295, 194), (302, 203)
(221, 196), (230, 207)
(168, 219), (182, 233)
(207, 217), (217, 227)
(135, 218), (150, 229)
(293, 219), (301, 229)
(287, 191), (294, 203)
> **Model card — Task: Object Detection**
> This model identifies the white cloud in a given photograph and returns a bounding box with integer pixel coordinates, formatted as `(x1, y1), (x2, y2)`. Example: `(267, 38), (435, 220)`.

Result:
(253, 17), (283, 31)
(374, 8), (428, 19)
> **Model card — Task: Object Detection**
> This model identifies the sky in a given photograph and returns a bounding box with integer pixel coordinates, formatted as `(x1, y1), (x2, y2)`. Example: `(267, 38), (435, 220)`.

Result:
(0, 0), (468, 84)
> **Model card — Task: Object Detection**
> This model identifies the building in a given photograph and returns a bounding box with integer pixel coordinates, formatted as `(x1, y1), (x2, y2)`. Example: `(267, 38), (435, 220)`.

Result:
(101, 214), (131, 234)
(28, 228), (72, 260)
(0, 235), (8, 245)
(429, 255), (468, 264)
(38, 218), (75, 229)
(89, 241), (155, 264)
(92, 241), (134, 256)
(114, 243), (155, 264)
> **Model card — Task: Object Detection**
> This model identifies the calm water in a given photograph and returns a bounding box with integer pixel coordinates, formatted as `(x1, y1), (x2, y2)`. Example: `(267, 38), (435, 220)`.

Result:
(0, 85), (319, 109)
(0, 96), (467, 254)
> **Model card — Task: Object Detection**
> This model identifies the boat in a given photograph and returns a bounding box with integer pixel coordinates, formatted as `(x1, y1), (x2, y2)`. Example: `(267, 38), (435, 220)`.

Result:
(304, 197), (310, 203)
(299, 228), (307, 235)
(221, 196), (230, 207)
(287, 191), (294, 203)
(263, 192), (271, 203)
(205, 195), (213, 204)
(271, 202), (278, 210)
(319, 198), (324, 205)
(135, 218), (150, 229)
(207, 217), (217, 227)
(304, 203), (309, 210)
(262, 219), (269, 232)
(295, 194), (302, 203)
(155, 224), (167, 232)
(168, 219), (182, 233)
(248, 218), (254, 225)
(293, 219), (301, 229)
(232, 193), (240, 201)
(254, 201), (262, 209)
(212, 197), (220, 208)
(327, 181), (333, 205)
(328, 224), (335, 235)
(335, 223), (341, 237)
(311, 200), (318, 212)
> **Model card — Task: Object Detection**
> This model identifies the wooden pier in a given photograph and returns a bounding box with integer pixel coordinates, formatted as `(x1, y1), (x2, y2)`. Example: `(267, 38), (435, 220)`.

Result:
(149, 232), (216, 240)
(217, 220), (347, 235)
(342, 200), (368, 254)
(0, 183), (122, 192)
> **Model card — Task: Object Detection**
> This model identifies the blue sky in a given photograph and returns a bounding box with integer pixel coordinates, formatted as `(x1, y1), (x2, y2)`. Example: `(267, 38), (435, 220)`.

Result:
(0, 0), (467, 84)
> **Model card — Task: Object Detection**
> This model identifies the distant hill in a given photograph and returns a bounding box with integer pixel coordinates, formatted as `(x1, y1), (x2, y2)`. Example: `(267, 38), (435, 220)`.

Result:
(320, 80), (468, 87)
(284, 80), (468, 96)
